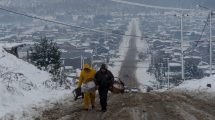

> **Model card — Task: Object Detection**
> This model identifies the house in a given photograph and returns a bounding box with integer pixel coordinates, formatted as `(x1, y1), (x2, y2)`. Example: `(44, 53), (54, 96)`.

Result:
(167, 62), (182, 82)
(58, 42), (81, 52)
(95, 46), (109, 55)
(61, 51), (92, 71)
(198, 61), (210, 76)
(184, 56), (201, 64)
(2, 43), (26, 58)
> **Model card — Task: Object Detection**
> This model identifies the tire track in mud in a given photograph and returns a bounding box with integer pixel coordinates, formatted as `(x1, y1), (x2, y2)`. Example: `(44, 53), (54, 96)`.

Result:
(41, 92), (215, 120)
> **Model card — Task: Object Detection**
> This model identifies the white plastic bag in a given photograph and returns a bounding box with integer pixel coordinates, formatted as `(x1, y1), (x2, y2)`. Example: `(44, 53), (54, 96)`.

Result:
(81, 81), (96, 93)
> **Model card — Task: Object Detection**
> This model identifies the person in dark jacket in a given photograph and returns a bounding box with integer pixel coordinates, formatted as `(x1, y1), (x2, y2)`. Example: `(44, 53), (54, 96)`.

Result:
(94, 64), (114, 112)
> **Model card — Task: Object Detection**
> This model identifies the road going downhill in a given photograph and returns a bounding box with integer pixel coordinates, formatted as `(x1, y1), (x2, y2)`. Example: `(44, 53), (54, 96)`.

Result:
(119, 20), (138, 88)
(40, 20), (215, 120)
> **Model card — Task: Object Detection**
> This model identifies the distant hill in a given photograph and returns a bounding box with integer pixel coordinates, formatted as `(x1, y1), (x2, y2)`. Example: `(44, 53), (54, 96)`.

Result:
(0, 0), (137, 15)
(0, 0), (213, 10)
(114, 0), (214, 10)
(203, 0), (215, 9)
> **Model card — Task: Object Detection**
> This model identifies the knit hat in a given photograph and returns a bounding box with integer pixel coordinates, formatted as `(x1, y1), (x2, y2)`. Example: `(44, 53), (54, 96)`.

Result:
(100, 64), (107, 70)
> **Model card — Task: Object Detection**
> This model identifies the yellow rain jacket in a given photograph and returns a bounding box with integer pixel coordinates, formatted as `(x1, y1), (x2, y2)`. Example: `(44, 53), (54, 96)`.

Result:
(78, 64), (96, 109)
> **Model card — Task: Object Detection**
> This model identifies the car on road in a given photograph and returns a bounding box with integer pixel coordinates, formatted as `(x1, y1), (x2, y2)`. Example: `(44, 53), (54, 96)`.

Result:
(124, 88), (130, 93)
(123, 86), (130, 93)
(130, 87), (139, 93)
(124, 85), (128, 89)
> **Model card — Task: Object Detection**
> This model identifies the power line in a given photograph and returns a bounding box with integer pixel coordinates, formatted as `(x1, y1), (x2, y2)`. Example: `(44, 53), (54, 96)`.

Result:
(109, 59), (151, 62)
(0, 7), (200, 43)
(0, 7), (143, 38)
(183, 12), (210, 55)
(0, 6), (203, 43)
(1, 6), (211, 56)
(0, 7), (101, 32)
(112, 65), (150, 68)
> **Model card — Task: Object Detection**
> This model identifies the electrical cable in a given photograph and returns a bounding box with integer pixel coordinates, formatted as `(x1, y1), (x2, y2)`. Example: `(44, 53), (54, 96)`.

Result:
(0, 7), (143, 38)
(183, 13), (210, 56)
(0, 7), (199, 43)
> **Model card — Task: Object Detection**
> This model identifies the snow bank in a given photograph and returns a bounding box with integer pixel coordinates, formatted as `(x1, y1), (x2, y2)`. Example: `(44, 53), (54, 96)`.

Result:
(171, 76), (215, 102)
(0, 46), (71, 119)
(136, 58), (157, 92)
(172, 76), (215, 93)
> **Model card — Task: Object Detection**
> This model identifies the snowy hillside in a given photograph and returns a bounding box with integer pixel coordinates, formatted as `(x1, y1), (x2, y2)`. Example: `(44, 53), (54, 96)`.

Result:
(112, 0), (215, 9)
(0, 46), (70, 119)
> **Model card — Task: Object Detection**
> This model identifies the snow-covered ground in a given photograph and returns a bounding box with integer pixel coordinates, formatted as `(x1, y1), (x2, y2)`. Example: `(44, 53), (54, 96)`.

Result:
(170, 75), (215, 102)
(133, 18), (156, 92)
(0, 19), (138, 119)
(0, 19), (136, 119)
(111, 0), (190, 11)
(0, 45), (72, 119)
(136, 58), (157, 92)
(109, 18), (157, 91)
(172, 76), (215, 93)
(22, 26), (44, 35)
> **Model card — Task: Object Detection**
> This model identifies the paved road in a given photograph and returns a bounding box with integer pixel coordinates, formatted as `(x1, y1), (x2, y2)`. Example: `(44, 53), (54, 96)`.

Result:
(118, 20), (138, 88)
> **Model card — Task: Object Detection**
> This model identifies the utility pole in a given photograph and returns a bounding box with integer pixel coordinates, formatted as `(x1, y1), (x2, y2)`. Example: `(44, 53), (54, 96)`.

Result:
(160, 63), (163, 82)
(163, 58), (170, 89)
(81, 55), (83, 69)
(83, 56), (85, 67)
(181, 12), (185, 81)
(197, 5), (213, 76)
(167, 59), (170, 89)
(210, 11), (213, 76)
(105, 28), (107, 42)
(91, 53), (93, 67)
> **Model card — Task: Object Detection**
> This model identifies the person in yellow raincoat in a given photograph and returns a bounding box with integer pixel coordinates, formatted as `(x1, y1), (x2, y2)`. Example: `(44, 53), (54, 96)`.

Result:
(77, 64), (96, 111)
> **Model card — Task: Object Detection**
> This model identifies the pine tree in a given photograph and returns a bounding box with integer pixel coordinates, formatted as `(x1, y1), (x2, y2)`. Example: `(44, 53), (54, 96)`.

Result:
(185, 61), (203, 79)
(30, 37), (61, 75)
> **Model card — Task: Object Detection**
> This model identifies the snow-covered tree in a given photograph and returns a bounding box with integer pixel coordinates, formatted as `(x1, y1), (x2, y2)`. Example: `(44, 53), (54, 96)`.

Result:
(184, 60), (203, 79)
(30, 37), (71, 88)
(30, 37), (61, 75)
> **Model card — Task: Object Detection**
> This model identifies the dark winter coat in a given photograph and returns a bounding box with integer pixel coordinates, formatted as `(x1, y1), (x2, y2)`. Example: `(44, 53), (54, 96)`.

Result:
(94, 70), (114, 90)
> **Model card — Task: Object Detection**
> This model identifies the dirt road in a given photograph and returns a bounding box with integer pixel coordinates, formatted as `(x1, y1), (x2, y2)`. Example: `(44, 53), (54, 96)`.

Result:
(41, 92), (215, 120)
(40, 21), (215, 120)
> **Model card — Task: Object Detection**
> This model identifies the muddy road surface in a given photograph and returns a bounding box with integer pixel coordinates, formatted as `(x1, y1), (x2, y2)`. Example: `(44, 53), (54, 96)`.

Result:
(41, 92), (215, 120)
(40, 20), (215, 120)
